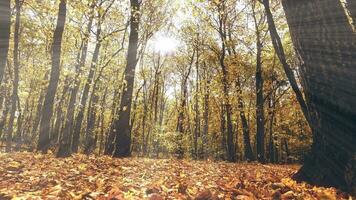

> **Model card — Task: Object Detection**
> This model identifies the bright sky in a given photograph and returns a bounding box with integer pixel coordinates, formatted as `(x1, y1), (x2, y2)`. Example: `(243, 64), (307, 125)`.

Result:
(153, 35), (179, 55)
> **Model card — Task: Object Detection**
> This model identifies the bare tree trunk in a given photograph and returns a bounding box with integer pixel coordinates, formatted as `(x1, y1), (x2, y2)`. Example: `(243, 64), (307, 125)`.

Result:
(0, 0), (11, 85)
(283, 0), (356, 194)
(252, 3), (265, 162)
(6, 0), (22, 152)
(268, 92), (276, 163)
(202, 66), (209, 159)
(346, 0), (356, 24)
(176, 77), (188, 159)
(112, 0), (141, 157)
(37, 0), (67, 153)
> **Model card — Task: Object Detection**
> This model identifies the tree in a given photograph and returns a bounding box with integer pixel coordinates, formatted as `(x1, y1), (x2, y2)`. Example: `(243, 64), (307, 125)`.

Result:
(261, 0), (311, 127)
(57, 1), (95, 157)
(252, 1), (265, 162)
(282, 0), (356, 194)
(215, 0), (236, 162)
(112, 0), (141, 157)
(0, 0), (11, 85)
(37, 0), (67, 153)
(6, 0), (22, 152)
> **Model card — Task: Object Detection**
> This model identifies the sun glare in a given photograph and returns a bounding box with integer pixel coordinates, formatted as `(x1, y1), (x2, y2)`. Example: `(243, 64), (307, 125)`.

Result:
(153, 36), (178, 54)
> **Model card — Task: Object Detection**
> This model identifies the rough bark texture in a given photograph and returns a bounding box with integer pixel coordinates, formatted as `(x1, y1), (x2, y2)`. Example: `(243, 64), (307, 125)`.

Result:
(112, 0), (140, 157)
(37, 0), (67, 153)
(0, 0), (11, 85)
(346, 0), (356, 24)
(282, 0), (356, 194)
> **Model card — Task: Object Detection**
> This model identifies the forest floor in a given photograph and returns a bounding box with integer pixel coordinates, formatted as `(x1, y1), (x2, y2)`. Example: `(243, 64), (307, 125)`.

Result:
(0, 152), (352, 200)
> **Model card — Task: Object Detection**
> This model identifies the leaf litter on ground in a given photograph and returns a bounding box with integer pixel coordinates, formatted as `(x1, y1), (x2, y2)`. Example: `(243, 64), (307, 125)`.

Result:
(0, 152), (353, 200)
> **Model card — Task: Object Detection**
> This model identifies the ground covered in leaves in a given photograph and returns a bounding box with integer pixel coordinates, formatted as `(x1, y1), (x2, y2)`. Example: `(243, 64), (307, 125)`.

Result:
(0, 152), (353, 200)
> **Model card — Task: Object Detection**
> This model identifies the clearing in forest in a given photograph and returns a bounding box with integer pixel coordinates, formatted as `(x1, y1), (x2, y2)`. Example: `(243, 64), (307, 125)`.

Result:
(0, 153), (352, 200)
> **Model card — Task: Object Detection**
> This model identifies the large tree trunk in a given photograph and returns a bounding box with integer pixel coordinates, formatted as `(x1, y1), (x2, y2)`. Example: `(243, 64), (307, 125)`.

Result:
(6, 0), (21, 152)
(37, 0), (67, 153)
(282, 0), (356, 194)
(0, 0), (11, 85)
(0, 71), (10, 140)
(346, 0), (356, 24)
(112, 0), (140, 157)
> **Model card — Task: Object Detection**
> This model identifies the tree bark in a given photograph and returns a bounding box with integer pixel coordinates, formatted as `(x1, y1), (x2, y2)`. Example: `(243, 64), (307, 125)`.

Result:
(112, 0), (141, 157)
(6, 0), (21, 152)
(37, 0), (67, 153)
(252, 4), (265, 162)
(0, 0), (11, 85)
(346, 0), (356, 24)
(282, 0), (356, 194)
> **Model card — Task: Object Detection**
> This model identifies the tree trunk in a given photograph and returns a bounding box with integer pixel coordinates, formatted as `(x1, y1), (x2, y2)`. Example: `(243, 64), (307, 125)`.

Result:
(237, 82), (254, 161)
(261, 0), (311, 127)
(6, 0), (22, 152)
(282, 0), (356, 194)
(30, 74), (47, 147)
(37, 0), (67, 153)
(194, 43), (200, 159)
(0, 0), (11, 85)
(268, 92), (276, 163)
(202, 69), (209, 159)
(112, 0), (140, 157)
(51, 76), (70, 144)
(346, 0), (356, 24)
(104, 88), (121, 155)
(71, 4), (96, 153)
(252, 6), (265, 162)
(0, 71), (10, 140)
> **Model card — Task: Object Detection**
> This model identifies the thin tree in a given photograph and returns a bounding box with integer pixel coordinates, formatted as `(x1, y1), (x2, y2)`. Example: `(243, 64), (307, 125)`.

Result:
(260, 0), (311, 126)
(37, 0), (67, 153)
(6, 0), (22, 152)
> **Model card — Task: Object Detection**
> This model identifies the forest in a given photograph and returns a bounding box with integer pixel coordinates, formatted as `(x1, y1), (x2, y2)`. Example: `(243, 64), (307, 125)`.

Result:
(0, 0), (355, 199)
